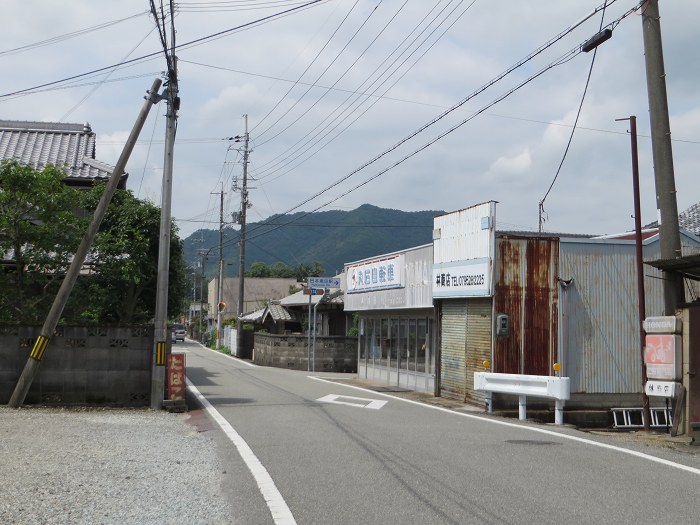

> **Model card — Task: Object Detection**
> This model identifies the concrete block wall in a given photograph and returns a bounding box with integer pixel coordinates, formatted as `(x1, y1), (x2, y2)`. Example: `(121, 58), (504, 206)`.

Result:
(0, 324), (154, 406)
(253, 333), (357, 373)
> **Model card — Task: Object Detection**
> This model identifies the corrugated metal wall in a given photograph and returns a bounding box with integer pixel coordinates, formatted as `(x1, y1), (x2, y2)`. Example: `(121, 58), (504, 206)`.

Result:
(434, 202), (495, 264)
(440, 300), (467, 400)
(559, 238), (671, 394)
(493, 236), (558, 376)
(439, 298), (492, 403)
(465, 298), (492, 405)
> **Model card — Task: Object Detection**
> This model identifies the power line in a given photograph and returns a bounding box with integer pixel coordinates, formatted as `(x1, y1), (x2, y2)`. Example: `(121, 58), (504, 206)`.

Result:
(254, 0), (379, 144)
(539, 1), (610, 232)
(256, 0), (624, 221)
(234, 2), (642, 247)
(250, 0), (361, 135)
(255, 0), (473, 181)
(0, 0), (329, 99)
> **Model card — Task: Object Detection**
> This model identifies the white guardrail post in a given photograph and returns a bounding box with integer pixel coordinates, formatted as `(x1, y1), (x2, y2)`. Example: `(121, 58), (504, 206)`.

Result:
(474, 373), (571, 425)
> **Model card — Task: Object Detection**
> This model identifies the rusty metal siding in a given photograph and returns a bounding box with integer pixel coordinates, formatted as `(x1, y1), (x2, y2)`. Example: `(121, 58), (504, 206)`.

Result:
(465, 298), (492, 405)
(493, 236), (558, 376)
(440, 300), (467, 400)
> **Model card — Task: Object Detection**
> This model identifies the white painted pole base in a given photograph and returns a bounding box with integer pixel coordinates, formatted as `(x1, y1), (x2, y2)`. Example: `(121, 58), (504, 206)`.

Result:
(518, 395), (527, 420)
(555, 399), (565, 425)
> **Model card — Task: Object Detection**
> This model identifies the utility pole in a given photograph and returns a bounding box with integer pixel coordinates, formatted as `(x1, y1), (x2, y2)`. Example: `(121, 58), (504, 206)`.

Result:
(642, 0), (683, 314)
(215, 185), (225, 349)
(197, 248), (208, 341)
(236, 115), (251, 356)
(9, 78), (162, 408)
(150, 19), (179, 409)
(617, 115), (651, 431)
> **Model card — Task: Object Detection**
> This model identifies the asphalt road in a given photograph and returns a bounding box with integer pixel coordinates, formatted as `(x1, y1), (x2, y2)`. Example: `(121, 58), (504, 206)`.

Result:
(181, 341), (700, 525)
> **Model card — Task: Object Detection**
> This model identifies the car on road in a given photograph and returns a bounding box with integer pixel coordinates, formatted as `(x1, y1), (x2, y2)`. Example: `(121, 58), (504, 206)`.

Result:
(173, 323), (186, 342)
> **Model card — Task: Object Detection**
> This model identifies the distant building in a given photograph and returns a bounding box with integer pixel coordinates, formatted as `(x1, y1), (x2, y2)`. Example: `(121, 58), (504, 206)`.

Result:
(207, 277), (298, 330)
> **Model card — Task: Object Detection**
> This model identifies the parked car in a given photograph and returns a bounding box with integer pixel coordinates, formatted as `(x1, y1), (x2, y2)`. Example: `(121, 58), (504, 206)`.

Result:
(173, 323), (186, 342)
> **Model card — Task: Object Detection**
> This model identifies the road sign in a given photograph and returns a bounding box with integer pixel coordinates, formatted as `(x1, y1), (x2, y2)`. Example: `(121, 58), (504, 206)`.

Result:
(303, 287), (325, 296)
(308, 276), (341, 288)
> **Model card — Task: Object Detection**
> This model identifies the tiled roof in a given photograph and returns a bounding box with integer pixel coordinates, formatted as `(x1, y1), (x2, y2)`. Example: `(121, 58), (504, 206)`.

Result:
(265, 302), (296, 322)
(0, 120), (124, 184)
(678, 202), (700, 235)
(645, 202), (700, 237)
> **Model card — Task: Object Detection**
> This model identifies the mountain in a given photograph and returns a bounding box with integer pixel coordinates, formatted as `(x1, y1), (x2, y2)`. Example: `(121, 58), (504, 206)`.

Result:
(183, 204), (443, 278)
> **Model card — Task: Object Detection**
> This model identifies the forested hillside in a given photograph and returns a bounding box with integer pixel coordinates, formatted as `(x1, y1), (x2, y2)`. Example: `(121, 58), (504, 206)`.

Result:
(182, 204), (442, 278)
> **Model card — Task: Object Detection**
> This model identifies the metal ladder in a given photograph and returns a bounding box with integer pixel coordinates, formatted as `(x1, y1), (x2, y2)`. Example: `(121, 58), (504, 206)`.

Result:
(611, 407), (673, 429)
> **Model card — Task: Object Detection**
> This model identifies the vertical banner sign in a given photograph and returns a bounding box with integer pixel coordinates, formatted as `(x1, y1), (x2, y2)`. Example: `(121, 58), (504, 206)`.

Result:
(167, 353), (186, 400)
(156, 341), (167, 366)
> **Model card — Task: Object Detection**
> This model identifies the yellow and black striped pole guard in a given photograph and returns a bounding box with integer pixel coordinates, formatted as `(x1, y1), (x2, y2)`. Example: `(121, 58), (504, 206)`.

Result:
(29, 335), (50, 362)
(156, 341), (167, 366)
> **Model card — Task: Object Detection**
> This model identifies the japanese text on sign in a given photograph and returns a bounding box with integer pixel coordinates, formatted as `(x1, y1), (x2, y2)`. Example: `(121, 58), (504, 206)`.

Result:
(346, 255), (403, 293)
(432, 259), (491, 298)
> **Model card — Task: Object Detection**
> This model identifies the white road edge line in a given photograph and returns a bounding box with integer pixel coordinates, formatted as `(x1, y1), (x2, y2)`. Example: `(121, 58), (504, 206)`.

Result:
(196, 341), (257, 367)
(308, 376), (700, 476)
(186, 379), (296, 525)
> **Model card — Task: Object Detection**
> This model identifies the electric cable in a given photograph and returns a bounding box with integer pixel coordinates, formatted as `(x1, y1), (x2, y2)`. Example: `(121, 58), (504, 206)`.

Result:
(257, 0), (629, 219)
(255, 0), (472, 181)
(538, 1), (609, 232)
(0, 0), (328, 99)
(254, 0), (381, 144)
(251, 0), (362, 135)
(235, 3), (644, 246)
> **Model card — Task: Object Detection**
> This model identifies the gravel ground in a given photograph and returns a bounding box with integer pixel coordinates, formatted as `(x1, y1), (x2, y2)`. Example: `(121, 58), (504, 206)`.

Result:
(0, 406), (233, 525)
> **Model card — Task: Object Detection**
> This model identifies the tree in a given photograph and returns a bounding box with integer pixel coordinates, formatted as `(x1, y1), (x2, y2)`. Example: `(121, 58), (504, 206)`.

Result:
(247, 261), (271, 278)
(0, 161), (87, 322)
(0, 163), (188, 324)
(70, 185), (188, 323)
(294, 261), (324, 281)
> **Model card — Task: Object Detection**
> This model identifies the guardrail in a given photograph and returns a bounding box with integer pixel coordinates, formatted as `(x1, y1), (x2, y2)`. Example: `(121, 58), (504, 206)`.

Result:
(474, 372), (571, 425)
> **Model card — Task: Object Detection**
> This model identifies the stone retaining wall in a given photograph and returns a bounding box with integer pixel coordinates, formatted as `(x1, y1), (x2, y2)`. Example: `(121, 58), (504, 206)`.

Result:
(253, 333), (356, 373)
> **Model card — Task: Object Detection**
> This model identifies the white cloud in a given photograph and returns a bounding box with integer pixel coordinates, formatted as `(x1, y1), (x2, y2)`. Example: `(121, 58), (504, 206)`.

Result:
(1, 0), (698, 241)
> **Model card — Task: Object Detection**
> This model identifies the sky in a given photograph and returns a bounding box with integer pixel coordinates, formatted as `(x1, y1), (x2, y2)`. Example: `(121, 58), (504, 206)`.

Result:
(1, 0), (698, 242)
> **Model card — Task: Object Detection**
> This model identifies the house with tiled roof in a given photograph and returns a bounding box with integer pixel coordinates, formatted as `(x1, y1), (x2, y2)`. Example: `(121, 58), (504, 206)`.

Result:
(0, 120), (125, 188)
(644, 201), (700, 237)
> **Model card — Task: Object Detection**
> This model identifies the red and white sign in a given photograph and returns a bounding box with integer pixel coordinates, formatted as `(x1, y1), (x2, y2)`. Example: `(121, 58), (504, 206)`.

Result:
(167, 353), (186, 400)
(644, 334), (682, 381)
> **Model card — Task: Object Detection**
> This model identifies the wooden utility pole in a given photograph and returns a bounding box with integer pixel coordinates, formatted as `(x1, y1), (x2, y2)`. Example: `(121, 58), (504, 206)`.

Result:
(9, 78), (162, 408)
(641, 0), (683, 314)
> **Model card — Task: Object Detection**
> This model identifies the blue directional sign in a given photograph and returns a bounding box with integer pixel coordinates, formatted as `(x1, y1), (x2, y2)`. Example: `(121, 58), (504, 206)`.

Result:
(307, 277), (341, 288)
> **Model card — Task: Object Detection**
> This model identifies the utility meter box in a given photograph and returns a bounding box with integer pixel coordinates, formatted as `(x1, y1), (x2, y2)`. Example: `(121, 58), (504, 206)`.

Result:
(496, 314), (510, 337)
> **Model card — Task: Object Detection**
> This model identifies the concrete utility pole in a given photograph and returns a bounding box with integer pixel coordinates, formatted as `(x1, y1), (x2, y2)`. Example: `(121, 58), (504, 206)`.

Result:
(642, 0), (683, 314)
(9, 78), (162, 408)
(236, 115), (251, 355)
(150, 3), (180, 410)
(215, 185), (225, 349)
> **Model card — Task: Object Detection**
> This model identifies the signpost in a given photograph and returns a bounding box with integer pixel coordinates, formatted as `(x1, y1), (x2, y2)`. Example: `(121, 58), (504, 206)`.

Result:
(308, 277), (341, 288)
